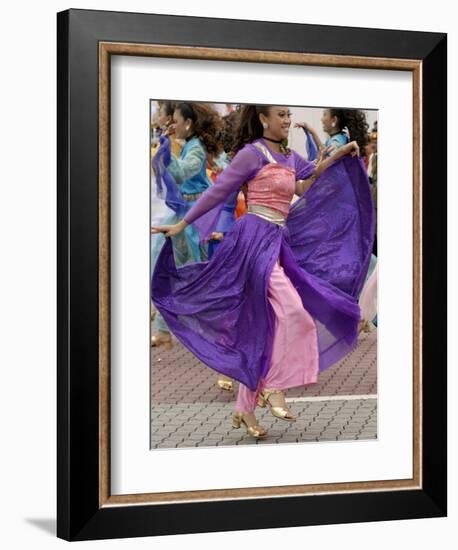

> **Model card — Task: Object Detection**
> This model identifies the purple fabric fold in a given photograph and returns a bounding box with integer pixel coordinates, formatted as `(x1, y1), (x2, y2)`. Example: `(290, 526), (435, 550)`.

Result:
(152, 136), (187, 216)
(287, 155), (375, 298)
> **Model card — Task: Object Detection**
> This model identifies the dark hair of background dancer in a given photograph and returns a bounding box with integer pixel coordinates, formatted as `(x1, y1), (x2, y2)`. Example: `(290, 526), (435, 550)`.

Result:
(231, 104), (291, 155)
(329, 108), (369, 156)
(174, 102), (223, 157)
(219, 110), (240, 157)
(157, 100), (176, 118)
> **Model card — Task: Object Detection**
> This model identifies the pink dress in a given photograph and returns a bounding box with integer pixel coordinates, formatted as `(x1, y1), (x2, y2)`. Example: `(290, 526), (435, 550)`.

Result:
(235, 158), (319, 413)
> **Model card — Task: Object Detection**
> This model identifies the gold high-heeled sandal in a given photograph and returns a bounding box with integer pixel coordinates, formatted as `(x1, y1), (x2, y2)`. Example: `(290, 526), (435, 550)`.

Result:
(257, 389), (296, 421)
(151, 331), (173, 349)
(232, 412), (268, 439)
(358, 320), (372, 334)
(216, 374), (233, 392)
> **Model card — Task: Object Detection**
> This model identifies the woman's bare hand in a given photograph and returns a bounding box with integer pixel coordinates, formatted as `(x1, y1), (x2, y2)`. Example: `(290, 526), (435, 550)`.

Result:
(210, 232), (224, 241)
(163, 123), (176, 137)
(316, 145), (333, 164)
(294, 121), (311, 132)
(346, 141), (360, 157)
(151, 221), (186, 238)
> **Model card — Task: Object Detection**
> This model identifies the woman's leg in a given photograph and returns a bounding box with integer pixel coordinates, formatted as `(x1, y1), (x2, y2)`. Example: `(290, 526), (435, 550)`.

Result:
(235, 383), (261, 413)
(234, 260), (319, 413)
(359, 262), (377, 324)
(154, 312), (171, 334)
(151, 215), (173, 344)
(151, 233), (172, 347)
(263, 261), (319, 389)
(232, 384), (267, 438)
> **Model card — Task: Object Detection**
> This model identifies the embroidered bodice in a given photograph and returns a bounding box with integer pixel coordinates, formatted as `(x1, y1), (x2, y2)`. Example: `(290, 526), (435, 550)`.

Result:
(183, 138), (315, 231)
(246, 158), (296, 217)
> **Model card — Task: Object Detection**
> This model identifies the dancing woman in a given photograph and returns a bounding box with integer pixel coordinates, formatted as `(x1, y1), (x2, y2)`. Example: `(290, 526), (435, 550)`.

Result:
(150, 101), (181, 322)
(295, 107), (369, 160)
(150, 102), (223, 347)
(152, 105), (374, 437)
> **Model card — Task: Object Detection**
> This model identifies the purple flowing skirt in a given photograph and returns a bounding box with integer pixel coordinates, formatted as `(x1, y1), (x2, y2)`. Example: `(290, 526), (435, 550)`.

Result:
(152, 156), (374, 392)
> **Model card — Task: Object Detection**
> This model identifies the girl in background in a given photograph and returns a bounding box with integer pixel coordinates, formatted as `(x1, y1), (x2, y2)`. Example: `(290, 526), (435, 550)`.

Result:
(151, 101), (182, 323)
(151, 102), (223, 347)
(151, 101), (182, 159)
(295, 107), (369, 160)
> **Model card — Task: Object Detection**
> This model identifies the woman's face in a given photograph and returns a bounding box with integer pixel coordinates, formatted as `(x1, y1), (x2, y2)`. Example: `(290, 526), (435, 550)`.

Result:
(261, 106), (291, 140)
(172, 109), (193, 139)
(158, 105), (172, 128)
(321, 109), (337, 134)
(365, 141), (377, 155)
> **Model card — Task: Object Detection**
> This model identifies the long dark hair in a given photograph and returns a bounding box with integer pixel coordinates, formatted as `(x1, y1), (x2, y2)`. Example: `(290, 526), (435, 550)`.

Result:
(231, 104), (273, 154)
(158, 100), (176, 118)
(330, 108), (369, 154)
(175, 102), (223, 157)
(220, 110), (240, 155)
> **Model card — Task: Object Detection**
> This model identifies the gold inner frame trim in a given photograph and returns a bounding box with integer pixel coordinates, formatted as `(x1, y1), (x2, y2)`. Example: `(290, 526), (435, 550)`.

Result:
(98, 41), (422, 507)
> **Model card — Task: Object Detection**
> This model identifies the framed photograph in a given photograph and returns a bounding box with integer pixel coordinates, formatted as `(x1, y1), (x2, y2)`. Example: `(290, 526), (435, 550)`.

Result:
(57, 8), (447, 541)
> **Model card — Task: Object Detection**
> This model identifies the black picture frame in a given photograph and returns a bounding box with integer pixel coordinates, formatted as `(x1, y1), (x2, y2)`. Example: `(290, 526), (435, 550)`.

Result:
(57, 8), (447, 541)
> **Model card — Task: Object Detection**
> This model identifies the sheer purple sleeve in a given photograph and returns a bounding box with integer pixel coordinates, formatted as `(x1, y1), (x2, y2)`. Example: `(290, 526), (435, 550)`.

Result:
(293, 150), (316, 180)
(183, 145), (262, 227)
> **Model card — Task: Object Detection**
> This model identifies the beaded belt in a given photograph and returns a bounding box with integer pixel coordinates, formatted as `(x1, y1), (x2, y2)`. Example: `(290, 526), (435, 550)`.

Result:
(182, 192), (204, 202)
(247, 204), (286, 226)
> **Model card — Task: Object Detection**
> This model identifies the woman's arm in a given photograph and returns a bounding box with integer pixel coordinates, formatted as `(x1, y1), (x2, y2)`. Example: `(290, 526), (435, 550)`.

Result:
(293, 149), (316, 196)
(152, 146), (262, 237)
(294, 121), (324, 152)
(323, 134), (349, 159)
(293, 141), (360, 197)
(314, 140), (360, 178)
(295, 177), (316, 196)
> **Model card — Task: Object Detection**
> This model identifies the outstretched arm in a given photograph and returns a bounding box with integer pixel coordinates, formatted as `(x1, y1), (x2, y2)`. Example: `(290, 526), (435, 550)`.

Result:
(152, 146), (262, 237)
(314, 140), (360, 177)
(293, 149), (316, 196)
(294, 141), (360, 196)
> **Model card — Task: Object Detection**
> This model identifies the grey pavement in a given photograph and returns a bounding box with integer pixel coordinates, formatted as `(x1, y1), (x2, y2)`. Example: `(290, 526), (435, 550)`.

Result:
(151, 327), (377, 448)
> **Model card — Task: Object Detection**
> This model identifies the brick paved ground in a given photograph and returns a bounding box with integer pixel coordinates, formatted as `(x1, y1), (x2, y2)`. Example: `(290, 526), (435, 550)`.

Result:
(151, 327), (377, 448)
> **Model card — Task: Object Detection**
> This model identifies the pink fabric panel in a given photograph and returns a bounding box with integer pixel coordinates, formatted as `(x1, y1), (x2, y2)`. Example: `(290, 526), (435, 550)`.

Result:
(359, 264), (378, 322)
(246, 164), (296, 216)
(235, 260), (319, 413)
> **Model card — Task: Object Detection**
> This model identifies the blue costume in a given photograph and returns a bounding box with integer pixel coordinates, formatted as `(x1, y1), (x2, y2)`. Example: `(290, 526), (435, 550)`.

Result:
(151, 135), (212, 333)
(302, 129), (349, 161)
(324, 131), (349, 156)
